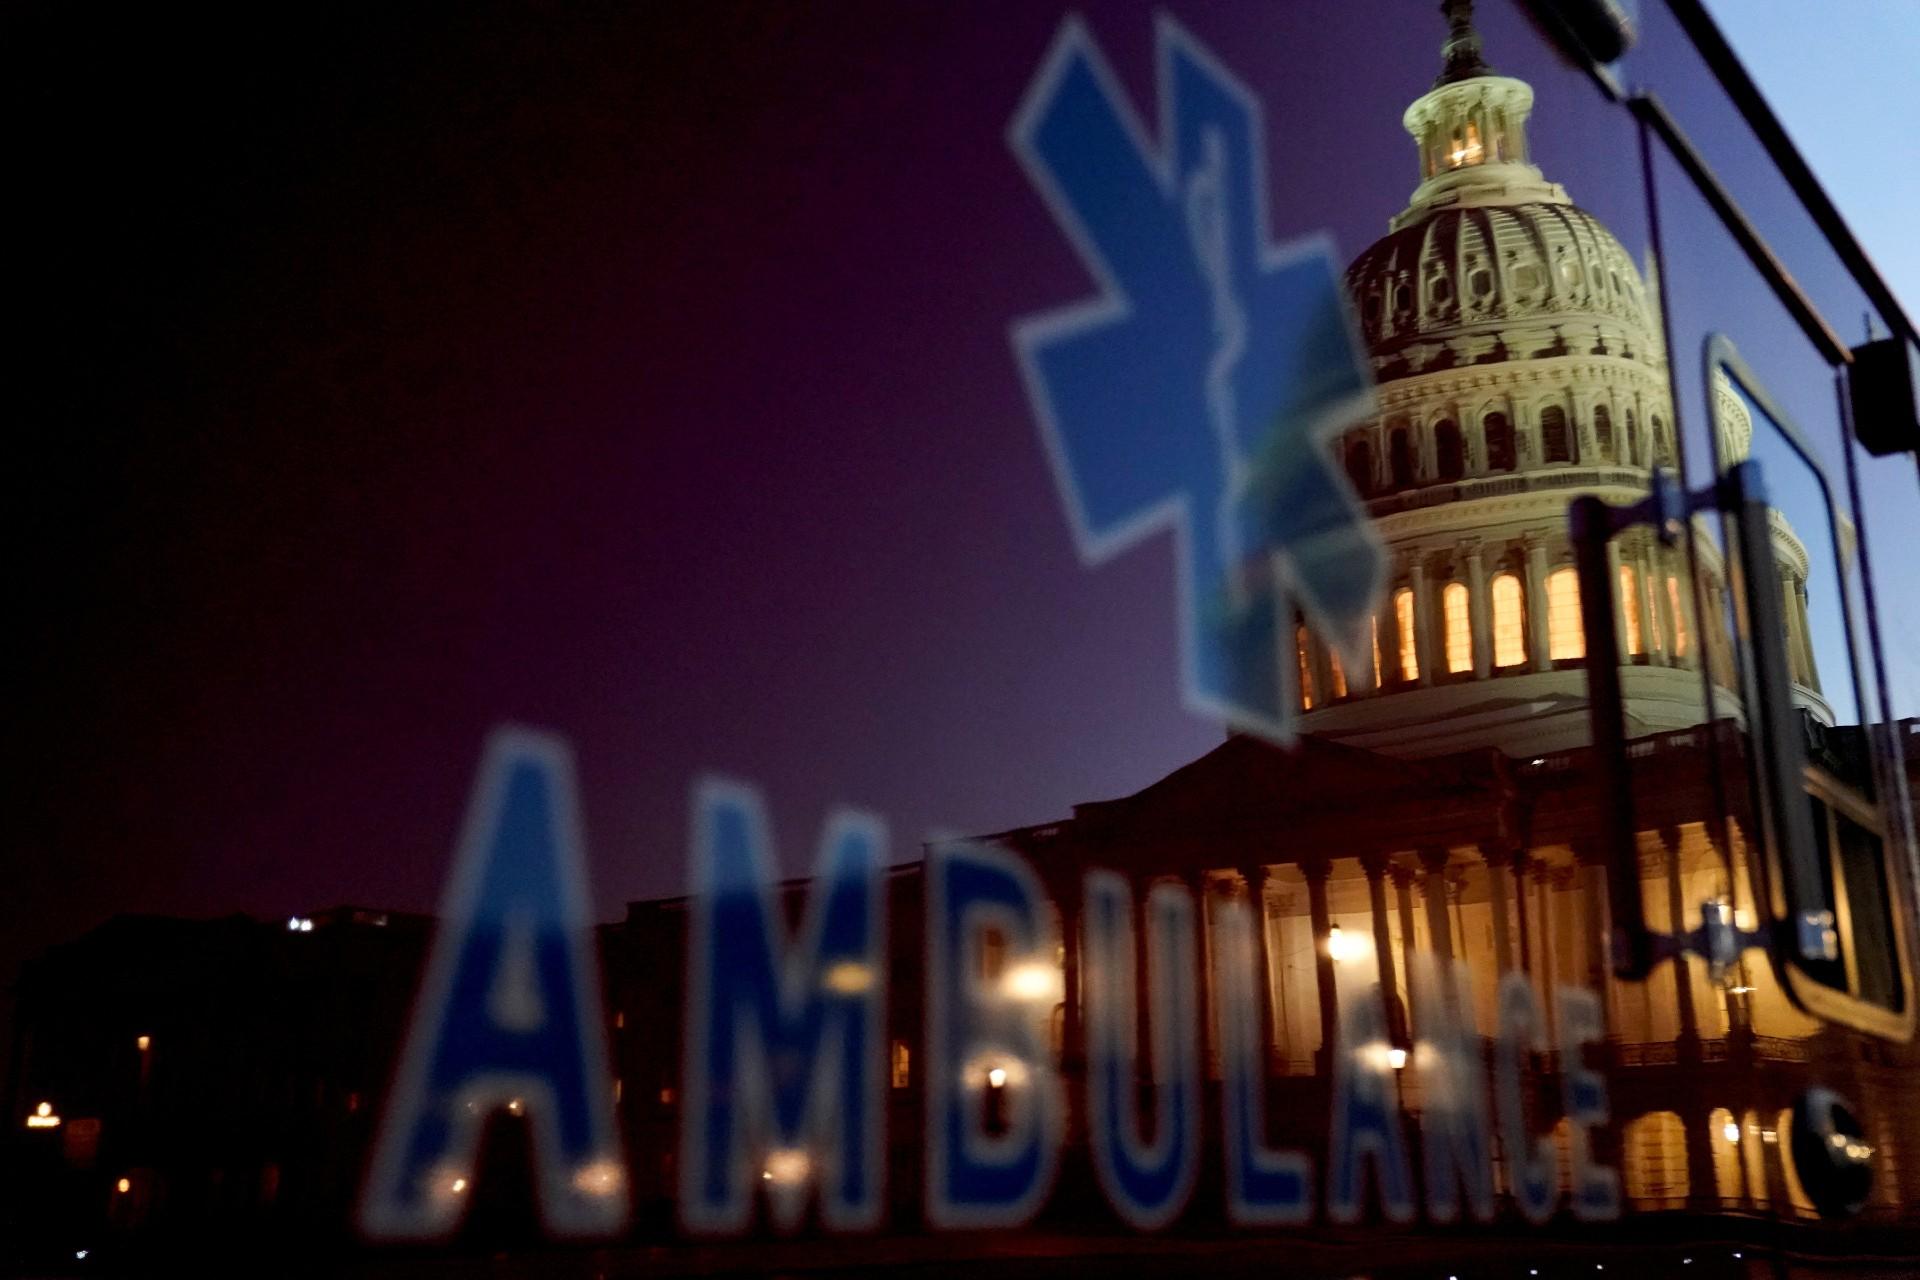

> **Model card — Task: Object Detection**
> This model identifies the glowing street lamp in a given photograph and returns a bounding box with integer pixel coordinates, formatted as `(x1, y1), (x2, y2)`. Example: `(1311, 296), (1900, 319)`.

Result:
(25, 1101), (61, 1129)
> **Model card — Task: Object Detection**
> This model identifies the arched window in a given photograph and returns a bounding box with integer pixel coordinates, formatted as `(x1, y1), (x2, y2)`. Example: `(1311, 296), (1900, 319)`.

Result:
(1651, 413), (1672, 465)
(1296, 625), (1313, 710)
(1345, 439), (1374, 494)
(1625, 408), (1640, 466)
(1541, 404), (1572, 463)
(1491, 573), (1525, 667)
(1394, 588), (1419, 682)
(1328, 645), (1348, 699)
(1388, 425), (1414, 488)
(1623, 1112), (1689, 1210)
(1548, 567), (1584, 660)
(1594, 405), (1614, 461)
(1435, 418), (1464, 481)
(1620, 565), (1645, 655)
(1484, 412), (1516, 472)
(1443, 582), (1472, 674)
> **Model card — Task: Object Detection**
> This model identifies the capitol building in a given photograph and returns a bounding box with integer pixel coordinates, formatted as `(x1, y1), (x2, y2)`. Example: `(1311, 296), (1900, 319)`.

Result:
(1289, 3), (1830, 760)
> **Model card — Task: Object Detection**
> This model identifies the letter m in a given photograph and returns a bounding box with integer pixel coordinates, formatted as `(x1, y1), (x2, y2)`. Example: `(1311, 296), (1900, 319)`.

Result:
(679, 779), (887, 1233)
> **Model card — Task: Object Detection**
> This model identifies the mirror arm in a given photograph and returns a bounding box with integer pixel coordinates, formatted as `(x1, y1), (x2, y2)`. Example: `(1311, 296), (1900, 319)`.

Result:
(1570, 469), (1710, 979)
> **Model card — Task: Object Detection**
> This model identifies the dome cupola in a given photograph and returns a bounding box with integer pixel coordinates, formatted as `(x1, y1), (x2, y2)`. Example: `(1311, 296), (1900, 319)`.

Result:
(1394, 0), (1568, 230)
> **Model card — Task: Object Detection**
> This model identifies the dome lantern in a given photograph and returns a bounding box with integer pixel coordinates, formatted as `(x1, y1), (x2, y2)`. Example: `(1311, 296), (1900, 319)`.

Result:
(1392, 1), (1567, 230)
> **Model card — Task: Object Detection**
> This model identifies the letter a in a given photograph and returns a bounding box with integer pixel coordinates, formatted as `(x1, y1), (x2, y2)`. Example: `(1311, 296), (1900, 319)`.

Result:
(360, 728), (627, 1240)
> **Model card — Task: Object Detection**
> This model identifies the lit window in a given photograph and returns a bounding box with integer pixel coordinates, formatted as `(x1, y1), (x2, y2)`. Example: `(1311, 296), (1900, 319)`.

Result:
(892, 1041), (911, 1089)
(1620, 565), (1645, 655)
(1296, 626), (1313, 710)
(1447, 120), (1484, 168)
(1443, 582), (1472, 674)
(1667, 578), (1688, 657)
(1395, 588), (1419, 681)
(1371, 615), (1383, 687)
(1328, 644), (1347, 699)
(1491, 574), (1525, 667)
(1548, 568), (1584, 660)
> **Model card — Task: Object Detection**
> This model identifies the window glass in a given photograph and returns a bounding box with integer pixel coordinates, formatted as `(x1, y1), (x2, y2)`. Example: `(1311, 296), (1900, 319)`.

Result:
(1548, 567), (1585, 660)
(1492, 573), (1525, 668)
(1443, 581), (1472, 674)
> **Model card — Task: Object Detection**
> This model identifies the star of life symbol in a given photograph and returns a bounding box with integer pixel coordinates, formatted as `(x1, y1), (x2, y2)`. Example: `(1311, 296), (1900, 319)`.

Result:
(1009, 15), (1386, 743)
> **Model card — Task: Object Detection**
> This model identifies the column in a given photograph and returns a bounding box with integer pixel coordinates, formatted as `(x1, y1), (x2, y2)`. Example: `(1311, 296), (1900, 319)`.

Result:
(1511, 851), (1534, 976)
(1241, 863), (1278, 1079)
(1419, 847), (1454, 964)
(1409, 556), (1436, 688)
(1532, 860), (1557, 1033)
(1309, 631), (1336, 707)
(1651, 547), (1678, 667)
(1482, 844), (1515, 973)
(1643, 545), (1674, 660)
(1353, 613), (1380, 696)
(1796, 581), (1821, 692)
(1630, 545), (1654, 663)
(1606, 538), (1630, 658)
(1059, 878), (1083, 1073)
(1362, 853), (1405, 1045)
(1183, 869), (1215, 1081)
(1305, 857), (1338, 1075)
(1391, 865), (1420, 966)
(1658, 827), (1700, 1046)
(1524, 534), (1552, 672)
(1571, 841), (1612, 1029)
(1463, 539), (1492, 679)
(1685, 1107), (1719, 1211)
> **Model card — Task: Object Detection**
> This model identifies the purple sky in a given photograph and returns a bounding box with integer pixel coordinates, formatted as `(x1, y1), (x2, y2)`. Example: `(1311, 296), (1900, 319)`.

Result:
(17, 0), (1915, 1035)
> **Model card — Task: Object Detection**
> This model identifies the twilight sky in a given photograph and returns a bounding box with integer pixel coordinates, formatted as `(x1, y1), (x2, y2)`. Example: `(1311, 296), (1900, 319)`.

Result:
(15, 0), (1917, 1037)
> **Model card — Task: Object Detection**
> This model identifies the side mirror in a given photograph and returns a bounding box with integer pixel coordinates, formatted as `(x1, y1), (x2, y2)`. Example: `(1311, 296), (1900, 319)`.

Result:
(1560, 335), (1918, 1042)
(1709, 335), (1915, 1040)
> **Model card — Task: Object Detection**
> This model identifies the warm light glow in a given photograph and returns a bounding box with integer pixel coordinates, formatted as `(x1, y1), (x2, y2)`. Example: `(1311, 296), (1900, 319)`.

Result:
(36, 1102), (50, 1117)
(1491, 573), (1525, 667)
(571, 1159), (625, 1198)
(450, 1177), (468, 1194)
(506, 1098), (525, 1116)
(1296, 625), (1313, 710)
(1443, 582), (1471, 673)
(287, 916), (313, 933)
(986, 1067), (1008, 1089)
(1003, 961), (1062, 1003)
(1326, 924), (1360, 962)
(1371, 615), (1383, 686)
(1723, 1121), (1741, 1143)
(1547, 567), (1584, 660)
(1446, 121), (1484, 168)
(1395, 588), (1419, 680)
(1667, 576), (1688, 656)
(821, 960), (874, 994)
(764, 1148), (811, 1186)
(1387, 1046), (1409, 1071)
(136, 1035), (151, 1052)
(26, 1102), (60, 1129)
(1328, 645), (1347, 699)
(116, 1178), (131, 1194)
(1620, 566), (1644, 655)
